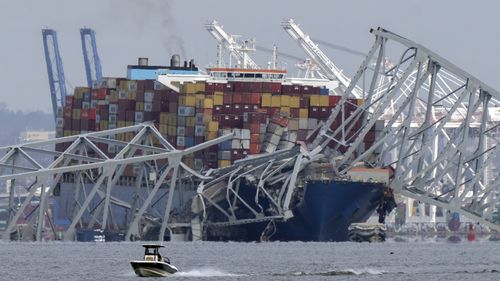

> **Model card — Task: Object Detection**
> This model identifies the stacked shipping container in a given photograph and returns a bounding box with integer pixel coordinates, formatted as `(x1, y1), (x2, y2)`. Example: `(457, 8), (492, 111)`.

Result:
(59, 77), (377, 174)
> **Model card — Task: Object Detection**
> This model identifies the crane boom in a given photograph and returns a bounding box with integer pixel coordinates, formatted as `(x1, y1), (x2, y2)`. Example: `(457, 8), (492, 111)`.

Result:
(42, 29), (67, 120)
(80, 28), (103, 87)
(281, 19), (363, 97)
(205, 20), (258, 69)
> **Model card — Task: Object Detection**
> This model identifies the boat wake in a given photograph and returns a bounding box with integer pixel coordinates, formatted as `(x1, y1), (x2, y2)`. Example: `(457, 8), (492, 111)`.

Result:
(281, 268), (385, 277)
(174, 268), (246, 277)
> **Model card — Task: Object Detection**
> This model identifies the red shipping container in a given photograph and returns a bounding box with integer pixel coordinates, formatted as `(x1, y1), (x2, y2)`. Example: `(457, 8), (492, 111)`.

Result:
(270, 107), (280, 117)
(250, 93), (260, 105)
(169, 102), (177, 113)
(202, 108), (213, 115)
(146, 80), (155, 91)
(65, 96), (73, 107)
(223, 104), (232, 114)
(72, 119), (80, 130)
(233, 93), (242, 104)
(290, 108), (300, 118)
(136, 91), (145, 102)
(81, 109), (89, 119)
(223, 93), (233, 104)
(126, 110), (135, 121)
(213, 105), (222, 115)
(249, 143), (260, 154)
(329, 96), (341, 107)
(250, 133), (260, 143)
(185, 126), (195, 136)
(205, 82), (215, 92)
(309, 107), (320, 118)
(240, 93), (250, 104)
(64, 108), (72, 118)
(195, 136), (205, 144)
(249, 123), (260, 134)
(88, 108), (97, 120)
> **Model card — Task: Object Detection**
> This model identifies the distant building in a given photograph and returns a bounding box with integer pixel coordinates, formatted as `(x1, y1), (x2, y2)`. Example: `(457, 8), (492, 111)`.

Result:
(19, 130), (55, 143)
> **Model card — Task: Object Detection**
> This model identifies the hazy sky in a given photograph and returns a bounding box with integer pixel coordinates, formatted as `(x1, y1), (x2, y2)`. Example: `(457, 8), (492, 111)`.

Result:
(1, 0), (500, 112)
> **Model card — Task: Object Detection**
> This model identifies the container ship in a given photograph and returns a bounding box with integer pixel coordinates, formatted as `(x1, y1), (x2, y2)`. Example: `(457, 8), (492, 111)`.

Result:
(53, 54), (392, 242)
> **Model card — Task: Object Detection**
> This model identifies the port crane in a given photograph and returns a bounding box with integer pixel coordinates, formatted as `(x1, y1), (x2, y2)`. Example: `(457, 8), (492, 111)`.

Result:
(80, 28), (103, 88)
(281, 19), (364, 98)
(205, 20), (258, 69)
(42, 29), (67, 120)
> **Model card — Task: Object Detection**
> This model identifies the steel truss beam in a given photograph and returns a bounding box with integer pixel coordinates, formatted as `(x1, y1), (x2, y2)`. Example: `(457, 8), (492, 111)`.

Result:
(0, 123), (232, 241)
(313, 27), (500, 231)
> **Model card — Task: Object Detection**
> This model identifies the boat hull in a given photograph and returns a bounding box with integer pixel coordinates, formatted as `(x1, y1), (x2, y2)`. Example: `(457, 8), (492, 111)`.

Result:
(130, 261), (178, 277)
(205, 180), (385, 242)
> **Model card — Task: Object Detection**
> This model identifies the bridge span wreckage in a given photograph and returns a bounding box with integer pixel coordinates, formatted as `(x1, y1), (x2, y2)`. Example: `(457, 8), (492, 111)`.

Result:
(1, 26), (500, 241)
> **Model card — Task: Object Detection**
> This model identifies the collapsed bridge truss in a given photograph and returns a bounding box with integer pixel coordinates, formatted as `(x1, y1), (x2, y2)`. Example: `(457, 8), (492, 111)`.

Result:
(195, 27), (500, 233)
(0, 123), (232, 241)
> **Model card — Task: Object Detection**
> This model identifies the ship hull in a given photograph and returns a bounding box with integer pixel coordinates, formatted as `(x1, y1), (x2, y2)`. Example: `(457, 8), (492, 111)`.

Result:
(205, 180), (385, 242)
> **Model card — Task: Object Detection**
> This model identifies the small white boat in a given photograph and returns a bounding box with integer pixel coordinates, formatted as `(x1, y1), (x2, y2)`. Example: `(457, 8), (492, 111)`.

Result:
(130, 244), (179, 277)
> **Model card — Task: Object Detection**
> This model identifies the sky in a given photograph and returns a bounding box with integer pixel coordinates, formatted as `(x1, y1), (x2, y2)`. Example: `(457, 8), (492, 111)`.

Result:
(1, 0), (500, 112)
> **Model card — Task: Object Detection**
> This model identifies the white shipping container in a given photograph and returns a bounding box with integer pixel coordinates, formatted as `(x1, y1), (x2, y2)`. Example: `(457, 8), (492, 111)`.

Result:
(307, 118), (318, 129)
(176, 136), (185, 146)
(177, 116), (186, 127)
(144, 102), (153, 112)
(195, 125), (205, 136)
(288, 119), (299, 131)
(109, 114), (117, 123)
(144, 91), (154, 102)
(241, 129), (250, 140)
(241, 140), (250, 149)
(231, 139), (241, 149)
(118, 90), (128, 99)
(109, 104), (118, 114)
(218, 150), (231, 160)
(177, 126), (186, 136)
(135, 112), (144, 122)
(232, 129), (241, 139)
(299, 118), (308, 130)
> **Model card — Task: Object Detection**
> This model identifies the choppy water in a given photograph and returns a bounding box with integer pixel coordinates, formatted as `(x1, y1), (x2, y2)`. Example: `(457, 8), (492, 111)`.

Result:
(0, 239), (499, 280)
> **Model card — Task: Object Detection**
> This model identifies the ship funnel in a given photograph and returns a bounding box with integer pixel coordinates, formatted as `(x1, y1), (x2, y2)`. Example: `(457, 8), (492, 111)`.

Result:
(170, 54), (181, 67)
(138, 57), (149, 66)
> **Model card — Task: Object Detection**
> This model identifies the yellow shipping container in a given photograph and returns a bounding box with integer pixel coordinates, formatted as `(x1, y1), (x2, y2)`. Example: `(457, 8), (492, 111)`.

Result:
(64, 131), (72, 137)
(159, 112), (168, 124)
(100, 121), (108, 130)
(195, 82), (206, 93)
(218, 160), (231, 168)
(136, 102), (144, 112)
(208, 121), (219, 132)
(109, 90), (118, 102)
(281, 107), (290, 114)
(203, 115), (213, 123)
(271, 95), (281, 107)
(206, 131), (218, 140)
(320, 96), (329, 107)
(357, 99), (364, 106)
(203, 98), (214, 109)
(261, 93), (272, 107)
(126, 121), (133, 127)
(290, 96), (300, 108)
(182, 83), (197, 94)
(213, 92), (224, 105)
(280, 95), (290, 107)
(299, 108), (309, 118)
(117, 121), (126, 128)
(186, 117), (196, 127)
(128, 91), (136, 100)
(310, 95), (320, 106)
(167, 125), (177, 136)
(72, 109), (81, 119)
(185, 94), (196, 106)
(159, 124), (168, 134)
(167, 113), (177, 125)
